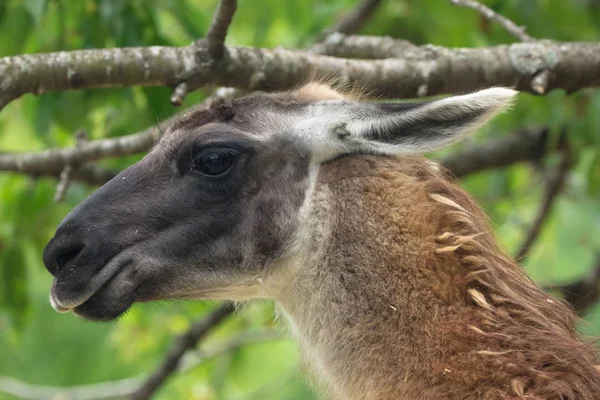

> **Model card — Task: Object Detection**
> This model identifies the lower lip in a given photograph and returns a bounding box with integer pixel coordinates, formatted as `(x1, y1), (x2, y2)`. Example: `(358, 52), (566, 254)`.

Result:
(49, 256), (132, 312)
(50, 293), (72, 313)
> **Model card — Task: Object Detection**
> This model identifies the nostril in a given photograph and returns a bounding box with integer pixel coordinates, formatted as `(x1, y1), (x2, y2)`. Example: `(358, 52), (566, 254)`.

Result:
(55, 245), (85, 273)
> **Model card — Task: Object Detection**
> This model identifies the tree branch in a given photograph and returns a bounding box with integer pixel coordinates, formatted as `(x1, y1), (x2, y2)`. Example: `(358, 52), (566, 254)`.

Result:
(2, 39), (600, 111)
(449, 0), (554, 94)
(449, 0), (532, 42)
(553, 254), (600, 315)
(0, 327), (282, 400)
(440, 127), (549, 177)
(203, 0), (238, 58)
(311, 33), (419, 59)
(0, 375), (141, 400)
(321, 0), (384, 37)
(515, 135), (572, 261)
(0, 122), (162, 176)
(130, 303), (235, 400)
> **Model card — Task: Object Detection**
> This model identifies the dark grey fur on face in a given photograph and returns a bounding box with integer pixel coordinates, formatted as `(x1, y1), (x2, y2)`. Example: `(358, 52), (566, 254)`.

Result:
(43, 98), (312, 320)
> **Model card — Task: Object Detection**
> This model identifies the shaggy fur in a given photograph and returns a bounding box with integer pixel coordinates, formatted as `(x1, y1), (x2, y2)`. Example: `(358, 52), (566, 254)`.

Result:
(277, 154), (600, 399)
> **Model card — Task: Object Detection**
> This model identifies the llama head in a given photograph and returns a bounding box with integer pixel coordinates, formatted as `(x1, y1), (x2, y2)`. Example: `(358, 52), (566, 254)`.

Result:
(42, 83), (516, 320)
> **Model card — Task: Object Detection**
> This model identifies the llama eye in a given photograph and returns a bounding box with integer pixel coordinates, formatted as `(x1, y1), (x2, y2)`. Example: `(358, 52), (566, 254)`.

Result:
(193, 148), (236, 177)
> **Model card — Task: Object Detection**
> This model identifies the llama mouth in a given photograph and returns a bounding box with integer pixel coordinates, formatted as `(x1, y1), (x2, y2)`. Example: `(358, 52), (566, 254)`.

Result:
(49, 253), (132, 313)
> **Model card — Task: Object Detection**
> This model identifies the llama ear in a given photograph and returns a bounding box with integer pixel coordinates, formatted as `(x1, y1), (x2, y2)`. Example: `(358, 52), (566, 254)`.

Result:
(341, 88), (517, 155)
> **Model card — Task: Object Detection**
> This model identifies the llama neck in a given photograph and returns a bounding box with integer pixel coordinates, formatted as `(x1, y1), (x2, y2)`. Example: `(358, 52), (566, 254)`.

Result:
(273, 165), (449, 399)
(273, 156), (600, 400)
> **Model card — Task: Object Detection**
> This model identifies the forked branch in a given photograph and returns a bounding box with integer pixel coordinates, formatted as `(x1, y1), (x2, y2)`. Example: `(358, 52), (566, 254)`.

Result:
(554, 254), (600, 315)
(321, 0), (384, 37)
(441, 127), (549, 178)
(0, 325), (282, 400)
(204, 0), (238, 58)
(130, 303), (235, 400)
(450, 0), (551, 94)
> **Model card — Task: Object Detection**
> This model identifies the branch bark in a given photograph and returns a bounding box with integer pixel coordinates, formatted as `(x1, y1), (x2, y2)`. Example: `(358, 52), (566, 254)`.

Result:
(0, 327), (281, 400)
(321, 0), (384, 37)
(2, 39), (600, 111)
(441, 127), (549, 178)
(0, 122), (162, 176)
(449, 0), (532, 42)
(449, 0), (554, 95)
(515, 138), (572, 261)
(130, 303), (234, 400)
(554, 254), (600, 315)
(203, 0), (238, 58)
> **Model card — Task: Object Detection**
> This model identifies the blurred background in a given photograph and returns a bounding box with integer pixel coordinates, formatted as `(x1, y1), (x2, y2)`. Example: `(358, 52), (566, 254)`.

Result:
(1, 0), (600, 399)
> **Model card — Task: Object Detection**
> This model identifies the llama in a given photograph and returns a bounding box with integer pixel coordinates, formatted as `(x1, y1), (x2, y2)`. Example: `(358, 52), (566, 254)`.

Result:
(43, 83), (600, 399)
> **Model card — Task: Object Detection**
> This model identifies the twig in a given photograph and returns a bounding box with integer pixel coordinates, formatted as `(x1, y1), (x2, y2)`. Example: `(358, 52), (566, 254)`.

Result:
(170, 0), (237, 105)
(129, 303), (235, 400)
(53, 165), (73, 202)
(170, 82), (188, 106)
(449, 0), (532, 42)
(0, 327), (283, 400)
(552, 254), (600, 315)
(214, 0), (384, 104)
(530, 70), (552, 95)
(204, 0), (238, 58)
(0, 120), (164, 176)
(449, 0), (551, 94)
(54, 129), (89, 202)
(180, 329), (283, 373)
(515, 135), (572, 261)
(0, 375), (141, 400)
(321, 0), (384, 37)
(441, 127), (549, 178)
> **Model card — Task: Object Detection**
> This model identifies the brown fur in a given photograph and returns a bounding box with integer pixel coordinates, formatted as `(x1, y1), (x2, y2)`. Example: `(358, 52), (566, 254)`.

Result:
(279, 154), (600, 399)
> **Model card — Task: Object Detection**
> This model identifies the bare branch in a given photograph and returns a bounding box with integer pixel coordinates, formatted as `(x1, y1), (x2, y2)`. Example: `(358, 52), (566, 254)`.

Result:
(2, 39), (600, 111)
(0, 328), (283, 400)
(53, 164), (73, 202)
(449, 0), (552, 94)
(0, 122), (162, 176)
(449, 0), (532, 42)
(179, 329), (283, 373)
(441, 128), (549, 178)
(552, 254), (600, 315)
(169, 0), (236, 105)
(54, 129), (89, 202)
(311, 33), (418, 59)
(322, 0), (384, 36)
(0, 375), (141, 400)
(530, 69), (552, 95)
(130, 303), (235, 400)
(515, 136), (572, 261)
(203, 0), (238, 58)
(170, 82), (188, 106)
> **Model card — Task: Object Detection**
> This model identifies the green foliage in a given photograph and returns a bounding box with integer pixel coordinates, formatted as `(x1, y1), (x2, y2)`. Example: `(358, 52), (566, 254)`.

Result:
(1, 0), (600, 399)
